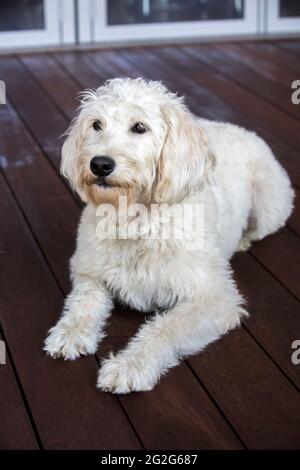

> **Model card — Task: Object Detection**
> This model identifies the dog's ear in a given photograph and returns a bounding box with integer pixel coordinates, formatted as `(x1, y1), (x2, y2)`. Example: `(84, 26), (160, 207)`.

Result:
(60, 116), (83, 193)
(61, 90), (97, 191)
(154, 102), (216, 203)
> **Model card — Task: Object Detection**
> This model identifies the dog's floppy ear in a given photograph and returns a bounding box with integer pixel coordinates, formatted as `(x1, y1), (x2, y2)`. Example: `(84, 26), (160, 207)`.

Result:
(60, 115), (85, 196)
(61, 90), (97, 192)
(154, 101), (216, 203)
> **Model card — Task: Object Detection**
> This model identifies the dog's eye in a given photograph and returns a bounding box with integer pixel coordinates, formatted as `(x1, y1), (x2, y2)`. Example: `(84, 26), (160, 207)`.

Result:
(92, 120), (102, 131)
(131, 122), (147, 134)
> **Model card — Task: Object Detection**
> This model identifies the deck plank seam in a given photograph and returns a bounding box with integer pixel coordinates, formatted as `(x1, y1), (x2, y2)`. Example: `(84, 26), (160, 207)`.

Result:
(249, 250), (300, 304)
(185, 360), (247, 449)
(242, 323), (300, 394)
(0, 315), (43, 448)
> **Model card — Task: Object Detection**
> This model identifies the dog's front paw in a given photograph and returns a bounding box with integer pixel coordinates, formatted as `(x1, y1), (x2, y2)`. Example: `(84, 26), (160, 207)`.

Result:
(97, 354), (157, 394)
(44, 321), (98, 360)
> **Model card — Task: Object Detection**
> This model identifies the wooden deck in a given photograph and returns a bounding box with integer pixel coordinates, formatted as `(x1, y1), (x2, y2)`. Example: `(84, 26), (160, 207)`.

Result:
(0, 39), (300, 450)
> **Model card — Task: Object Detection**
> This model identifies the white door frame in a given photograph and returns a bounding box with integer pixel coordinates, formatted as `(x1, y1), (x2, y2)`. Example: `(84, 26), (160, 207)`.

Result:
(266, 0), (300, 33)
(78, 0), (94, 43)
(0, 0), (75, 49)
(60, 0), (76, 44)
(78, 0), (259, 44)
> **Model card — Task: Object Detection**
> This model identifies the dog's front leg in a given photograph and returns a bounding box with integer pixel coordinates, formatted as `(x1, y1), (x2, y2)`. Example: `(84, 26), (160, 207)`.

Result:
(97, 283), (246, 393)
(44, 275), (113, 360)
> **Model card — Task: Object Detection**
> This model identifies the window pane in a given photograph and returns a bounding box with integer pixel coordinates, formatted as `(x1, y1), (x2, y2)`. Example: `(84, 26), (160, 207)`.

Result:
(280, 0), (300, 18)
(107, 0), (244, 26)
(0, 0), (45, 32)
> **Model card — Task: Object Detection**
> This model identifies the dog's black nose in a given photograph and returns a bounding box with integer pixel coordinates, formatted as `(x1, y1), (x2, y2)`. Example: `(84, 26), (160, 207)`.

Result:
(90, 156), (115, 177)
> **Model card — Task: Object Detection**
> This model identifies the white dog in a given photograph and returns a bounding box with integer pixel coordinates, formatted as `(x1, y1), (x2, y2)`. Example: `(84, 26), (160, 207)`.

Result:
(44, 78), (294, 393)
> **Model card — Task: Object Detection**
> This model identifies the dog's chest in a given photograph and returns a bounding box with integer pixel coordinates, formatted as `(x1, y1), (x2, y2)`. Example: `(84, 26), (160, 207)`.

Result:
(96, 239), (178, 312)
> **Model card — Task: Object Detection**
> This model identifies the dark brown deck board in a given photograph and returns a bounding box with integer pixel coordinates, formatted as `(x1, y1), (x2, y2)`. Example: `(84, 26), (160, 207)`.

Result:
(20, 54), (79, 121)
(232, 253), (300, 390)
(247, 41), (300, 75)
(189, 329), (300, 449)
(208, 43), (300, 120)
(229, 42), (300, 83)
(177, 44), (300, 150)
(0, 332), (38, 449)
(0, 40), (299, 450)
(250, 228), (300, 301)
(53, 50), (108, 90)
(0, 56), (64, 172)
(277, 40), (300, 59)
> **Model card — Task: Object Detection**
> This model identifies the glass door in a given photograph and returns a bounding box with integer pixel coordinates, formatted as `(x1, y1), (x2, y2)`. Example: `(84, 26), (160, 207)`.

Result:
(78, 0), (259, 44)
(266, 0), (300, 33)
(0, 0), (75, 49)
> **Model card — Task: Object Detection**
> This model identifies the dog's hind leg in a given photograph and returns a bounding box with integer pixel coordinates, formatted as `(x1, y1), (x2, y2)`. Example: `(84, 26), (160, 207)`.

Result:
(239, 142), (294, 250)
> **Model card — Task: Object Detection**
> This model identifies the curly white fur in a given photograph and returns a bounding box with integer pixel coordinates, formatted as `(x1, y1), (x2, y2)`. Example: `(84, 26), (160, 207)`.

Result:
(44, 78), (294, 394)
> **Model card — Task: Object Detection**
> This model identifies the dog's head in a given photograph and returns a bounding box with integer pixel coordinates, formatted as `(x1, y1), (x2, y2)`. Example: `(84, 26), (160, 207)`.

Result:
(61, 77), (215, 206)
